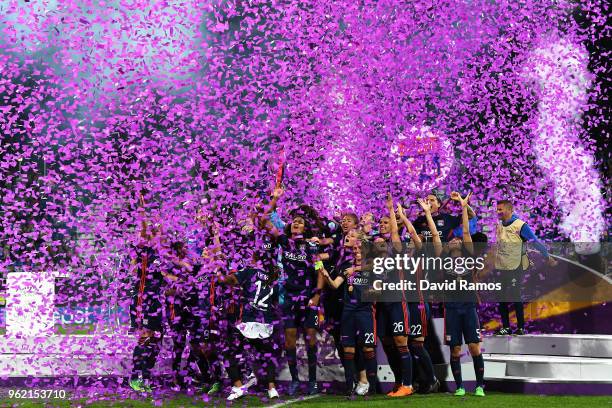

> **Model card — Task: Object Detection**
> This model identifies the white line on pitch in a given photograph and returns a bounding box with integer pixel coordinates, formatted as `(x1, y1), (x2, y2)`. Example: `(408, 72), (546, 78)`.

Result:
(268, 394), (321, 408)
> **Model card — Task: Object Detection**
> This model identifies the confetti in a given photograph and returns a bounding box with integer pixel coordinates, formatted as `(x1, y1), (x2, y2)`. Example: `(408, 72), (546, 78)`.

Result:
(0, 0), (608, 400)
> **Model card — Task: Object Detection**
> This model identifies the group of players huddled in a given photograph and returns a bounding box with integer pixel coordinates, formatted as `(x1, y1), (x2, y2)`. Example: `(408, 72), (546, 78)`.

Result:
(128, 188), (491, 401)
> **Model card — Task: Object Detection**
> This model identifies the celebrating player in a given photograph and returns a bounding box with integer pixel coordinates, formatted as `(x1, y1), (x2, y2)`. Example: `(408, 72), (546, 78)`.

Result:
(317, 211), (369, 392)
(128, 210), (165, 393)
(219, 248), (281, 401)
(165, 241), (194, 390)
(261, 188), (324, 396)
(443, 192), (487, 397)
(413, 192), (476, 242)
(319, 228), (378, 398)
(374, 193), (416, 397)
(405, 198), (441, 394)
(183, 213), (225, 395)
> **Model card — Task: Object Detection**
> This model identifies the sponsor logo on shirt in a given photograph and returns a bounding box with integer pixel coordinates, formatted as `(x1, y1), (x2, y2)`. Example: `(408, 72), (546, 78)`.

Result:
(284, 251), (307, 261)
(421, 230), (442, 240)
(352, 277), (369, 285)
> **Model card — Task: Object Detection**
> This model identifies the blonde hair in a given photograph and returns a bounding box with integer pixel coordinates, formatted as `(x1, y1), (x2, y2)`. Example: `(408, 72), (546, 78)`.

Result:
(348, 227), (368, 244)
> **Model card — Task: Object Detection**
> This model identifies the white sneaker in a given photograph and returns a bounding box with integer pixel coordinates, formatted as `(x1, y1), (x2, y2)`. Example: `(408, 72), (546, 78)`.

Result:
(268, 388), (280, 399)
(355, 382), (369, 396)
(244, 372), (257, 389)
(227, 386), (247, 401)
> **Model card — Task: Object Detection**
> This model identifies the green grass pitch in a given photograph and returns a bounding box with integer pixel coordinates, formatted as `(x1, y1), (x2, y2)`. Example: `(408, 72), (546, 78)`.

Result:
(1, 392), (611, 407)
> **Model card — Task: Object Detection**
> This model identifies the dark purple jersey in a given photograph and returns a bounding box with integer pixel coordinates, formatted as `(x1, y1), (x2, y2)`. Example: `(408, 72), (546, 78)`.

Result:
(277, 234), (319, 294)
(340, 258), (373, 311)
(413, 212), (461, 243)
(235, 267), (278, 324)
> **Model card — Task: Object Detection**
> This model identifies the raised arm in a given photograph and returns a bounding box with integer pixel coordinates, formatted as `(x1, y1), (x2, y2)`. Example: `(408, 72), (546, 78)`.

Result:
(209, 220), (222, 255)
(138, 193), (148, 239)
(258, 188), (283, 238)
(451, 191), (476, 219)
(386, 193), (402, 255)
(397, 203), (423, 251)
(264, 187), (284, 218)
(454, 192), (474, 255)
(259, 216), (282, 238)
(418, 198), (442, 256)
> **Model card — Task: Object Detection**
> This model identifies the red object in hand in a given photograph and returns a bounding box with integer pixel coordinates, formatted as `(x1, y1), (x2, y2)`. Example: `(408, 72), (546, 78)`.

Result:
(275, 148), (285, 188)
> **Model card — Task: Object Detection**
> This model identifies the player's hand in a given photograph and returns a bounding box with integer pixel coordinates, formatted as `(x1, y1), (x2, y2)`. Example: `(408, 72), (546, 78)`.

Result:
(272, 187), (284, 199)
(463, 192), (472, 207)
(417, 198), (431, 213)
(546, 256), (558, 267)
(308, 294), (320, 307)
(451, 191), (472, 208)
(396, 203), (406, 218)
(450, 191), (461, 202)
(385, 192), (394, 210)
